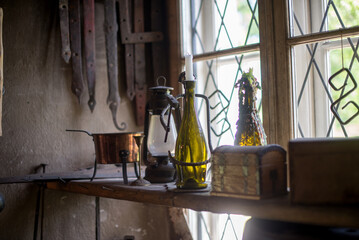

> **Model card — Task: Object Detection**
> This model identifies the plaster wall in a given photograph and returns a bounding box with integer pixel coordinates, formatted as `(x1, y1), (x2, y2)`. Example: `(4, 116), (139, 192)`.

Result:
(0, 0), (170, 239)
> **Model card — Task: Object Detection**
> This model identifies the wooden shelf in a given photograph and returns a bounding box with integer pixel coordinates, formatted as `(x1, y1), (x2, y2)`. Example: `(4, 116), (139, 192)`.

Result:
(46, 179), (359, 229)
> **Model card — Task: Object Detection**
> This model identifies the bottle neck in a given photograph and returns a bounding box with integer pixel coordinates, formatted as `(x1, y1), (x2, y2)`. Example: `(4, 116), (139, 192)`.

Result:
(183, 81), (196, 110)
(184, 80), (196, 93)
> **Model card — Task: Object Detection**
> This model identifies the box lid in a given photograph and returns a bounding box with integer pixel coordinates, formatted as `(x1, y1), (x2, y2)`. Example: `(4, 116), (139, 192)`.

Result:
(289, 137), (359, 155)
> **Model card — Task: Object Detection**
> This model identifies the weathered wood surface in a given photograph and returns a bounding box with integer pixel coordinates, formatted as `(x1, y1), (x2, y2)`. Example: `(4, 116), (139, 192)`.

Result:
(168, 207), (193, 240)
(46, 180), (359, 228)
(258, 0), (293, 150)
(289, 138), (359, 204)
(211, 145), (287, 199)
(0, 165), (138, 184)
(0, 8), (3, 136)
(165, 0), (181, 96)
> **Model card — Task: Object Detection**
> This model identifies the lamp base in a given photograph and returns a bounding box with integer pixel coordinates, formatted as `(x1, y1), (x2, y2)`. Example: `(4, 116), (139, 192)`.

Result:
(130, 177), (151, 186)
(144, 156), (176, 183)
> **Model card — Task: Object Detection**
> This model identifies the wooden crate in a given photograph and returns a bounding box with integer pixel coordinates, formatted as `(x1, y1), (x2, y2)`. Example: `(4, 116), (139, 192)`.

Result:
(289, 137), (359, 204)
(210, 145), (287, 200)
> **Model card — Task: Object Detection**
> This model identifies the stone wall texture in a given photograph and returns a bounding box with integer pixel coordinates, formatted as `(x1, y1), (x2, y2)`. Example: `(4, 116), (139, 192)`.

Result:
(0, 0), (170, 239)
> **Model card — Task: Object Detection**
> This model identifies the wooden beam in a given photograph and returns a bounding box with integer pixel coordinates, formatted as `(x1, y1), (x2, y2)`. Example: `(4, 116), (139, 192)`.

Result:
(0, 166), (138, 184)
(166, 0), (182, 96)
(272, 0), (293, 148)
(259, 0), (293, 149)
(259, 0), (277, 145)
(168, 207), (193, 240)
(0, 8), (3, 136)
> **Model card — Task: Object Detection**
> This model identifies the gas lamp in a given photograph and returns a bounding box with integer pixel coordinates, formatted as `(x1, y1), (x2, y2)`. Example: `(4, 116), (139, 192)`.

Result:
(143, 76), (177, 183)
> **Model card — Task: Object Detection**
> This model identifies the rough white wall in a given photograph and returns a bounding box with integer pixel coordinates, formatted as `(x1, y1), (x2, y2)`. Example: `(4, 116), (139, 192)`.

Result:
(0, 0), (170, 239)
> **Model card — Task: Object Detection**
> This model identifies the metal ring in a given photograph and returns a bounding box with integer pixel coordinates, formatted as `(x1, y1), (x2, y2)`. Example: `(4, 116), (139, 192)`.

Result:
(156, 76), (167, 86)
(168, 151), (210, 166)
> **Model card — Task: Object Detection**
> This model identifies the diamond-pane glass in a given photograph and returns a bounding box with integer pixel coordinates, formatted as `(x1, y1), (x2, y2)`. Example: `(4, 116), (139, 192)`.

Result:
(182, 0), (259, 55)
(289, 0), (359, 138)
(290, 0), (359, 37)
(196, 54), (261, 148)
(181, 0), (259, 239)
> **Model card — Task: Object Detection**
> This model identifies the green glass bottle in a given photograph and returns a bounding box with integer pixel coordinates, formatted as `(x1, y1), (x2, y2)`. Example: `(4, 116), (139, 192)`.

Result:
(234, 69), (266, 146)
(175, 80), (208, 189)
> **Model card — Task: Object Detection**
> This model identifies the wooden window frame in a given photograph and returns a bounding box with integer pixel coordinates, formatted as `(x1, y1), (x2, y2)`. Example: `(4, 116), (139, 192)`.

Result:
(166, 0), (359, 149)
(167, 0), (293, 149)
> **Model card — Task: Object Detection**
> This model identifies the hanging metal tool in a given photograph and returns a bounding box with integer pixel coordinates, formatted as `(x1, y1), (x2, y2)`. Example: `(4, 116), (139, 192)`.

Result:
(104, 0), (126, 130)
(119, 0), (135, 101)
(59, 0), (71, 63)
(118, 0), (164, 126)
(68, 0), (84, 103)
(83, 0), (96, 112)
(133, 0), (146, 126)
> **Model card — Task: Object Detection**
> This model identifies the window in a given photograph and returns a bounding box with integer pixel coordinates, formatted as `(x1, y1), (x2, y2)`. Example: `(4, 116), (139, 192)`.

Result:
(290, 0), (359, 138)
(181, 0), (261, 147)
(178, 0), (359, 239)
(180, 0), (259, 239)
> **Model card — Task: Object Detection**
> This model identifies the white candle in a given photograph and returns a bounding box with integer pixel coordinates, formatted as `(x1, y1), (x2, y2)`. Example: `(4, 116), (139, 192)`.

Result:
(185, 54), (194, 80)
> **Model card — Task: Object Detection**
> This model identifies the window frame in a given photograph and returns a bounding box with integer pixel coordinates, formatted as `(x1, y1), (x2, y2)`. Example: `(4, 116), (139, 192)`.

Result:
(289, 0), (359, 138)
(258, 0), (292, 149)
(166, 1), (359, 239)
(257, 0), (359, 146)
(168, 0), (359, 148)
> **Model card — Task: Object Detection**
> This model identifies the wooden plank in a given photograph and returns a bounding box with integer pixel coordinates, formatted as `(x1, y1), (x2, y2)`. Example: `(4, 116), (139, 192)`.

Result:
(46, 180), (359, 228)
(289, 138), (359, 204)
(168, 207), (193, 240)
(165, 0), (181, 96)
(173, 192), (359, 228)
(0, 8), (3, 136)
(47, 180), (176, 207)
(259, 0), (294, 150)
(258, 0), (277, 146)
(272, 0), (293, 149)
(0, 165), (138, 184)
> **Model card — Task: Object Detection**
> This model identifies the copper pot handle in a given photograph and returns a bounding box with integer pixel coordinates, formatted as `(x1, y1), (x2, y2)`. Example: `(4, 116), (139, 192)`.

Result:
(66, 129), (93, 136)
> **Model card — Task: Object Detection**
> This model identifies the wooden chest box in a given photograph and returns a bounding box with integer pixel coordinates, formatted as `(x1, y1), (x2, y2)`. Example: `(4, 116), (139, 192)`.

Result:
(210, 145), (287, 200)
(289, 137), (359, 204)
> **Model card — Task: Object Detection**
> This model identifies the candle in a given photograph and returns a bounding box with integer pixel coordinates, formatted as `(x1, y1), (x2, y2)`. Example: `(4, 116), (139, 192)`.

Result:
(185, 54), (194, 80)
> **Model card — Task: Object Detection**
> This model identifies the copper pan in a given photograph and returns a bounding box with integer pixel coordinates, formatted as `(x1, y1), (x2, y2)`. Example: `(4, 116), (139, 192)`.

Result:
(66, 130), (143, 164)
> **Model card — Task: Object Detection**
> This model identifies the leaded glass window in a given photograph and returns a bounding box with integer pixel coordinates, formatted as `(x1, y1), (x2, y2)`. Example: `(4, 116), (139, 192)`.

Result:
(181, 0), (259, 239)
(289, 0), (359, 138)
(179, 0), (359, 239)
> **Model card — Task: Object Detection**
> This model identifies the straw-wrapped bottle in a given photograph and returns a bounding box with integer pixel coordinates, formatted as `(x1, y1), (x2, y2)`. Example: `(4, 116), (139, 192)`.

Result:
(234, 69), (266, 146)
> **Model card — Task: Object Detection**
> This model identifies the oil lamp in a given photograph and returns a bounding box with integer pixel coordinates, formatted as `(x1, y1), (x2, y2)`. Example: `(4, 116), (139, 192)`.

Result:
(143, 76), (177, 183)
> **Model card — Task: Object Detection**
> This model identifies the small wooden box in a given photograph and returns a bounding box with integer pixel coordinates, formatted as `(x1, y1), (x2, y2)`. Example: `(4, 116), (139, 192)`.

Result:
(210, 145), (287, 200)
(289, 137), (359, 204)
